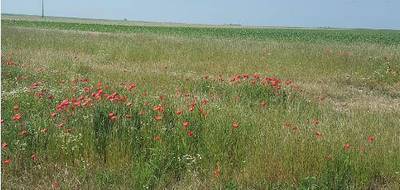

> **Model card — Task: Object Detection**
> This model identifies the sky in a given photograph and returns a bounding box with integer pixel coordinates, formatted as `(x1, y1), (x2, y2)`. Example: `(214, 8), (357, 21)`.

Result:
(2, 0), (400, 29)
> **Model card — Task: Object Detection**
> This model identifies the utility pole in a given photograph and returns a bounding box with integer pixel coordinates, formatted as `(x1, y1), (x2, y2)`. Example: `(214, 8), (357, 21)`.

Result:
(41, 0), (44, 18)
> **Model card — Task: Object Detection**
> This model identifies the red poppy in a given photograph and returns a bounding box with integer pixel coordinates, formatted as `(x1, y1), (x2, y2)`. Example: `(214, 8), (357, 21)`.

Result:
(176, 109), (183, 115)
(96, 81), (102, 89)
(108, 112), (117, 121)
(183, 121), (190, 129)
(92, 89), (103, 100)
(2, 143), (8, 150)
(1, 119), (4, 125)
(12, 113), (22, 121)
(48, 95), (55, 100)
(153, 105), (165, 113)
(315, 131), (322, 139)
(154, 115), (162, 121)
(56, 99), (70, 111)
(127, 83), (136, 91)
(30, 82), (40, 89)
(3, 159), (11, 165)
(201, 98), (209, 105)
(368, 135), (375, 143)
(344, 143), (351, 151)
(232, 122), (239, 129)
(80, 78), (89, 83)
(31, 154), (38, 161)
(189, 105), (195, 112)
(187, 130), (194, 137)
(83, 87), (91, 93)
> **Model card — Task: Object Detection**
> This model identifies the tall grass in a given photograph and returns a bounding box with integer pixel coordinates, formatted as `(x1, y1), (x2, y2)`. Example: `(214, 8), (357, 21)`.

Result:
(1, 20), (400, 189)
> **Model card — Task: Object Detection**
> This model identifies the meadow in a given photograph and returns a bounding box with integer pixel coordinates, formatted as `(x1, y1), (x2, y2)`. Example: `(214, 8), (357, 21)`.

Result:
(1, 16), (400, 189)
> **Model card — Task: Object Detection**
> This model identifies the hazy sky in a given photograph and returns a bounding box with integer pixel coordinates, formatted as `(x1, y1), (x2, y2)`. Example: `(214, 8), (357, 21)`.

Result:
(2, 0), (400, 29)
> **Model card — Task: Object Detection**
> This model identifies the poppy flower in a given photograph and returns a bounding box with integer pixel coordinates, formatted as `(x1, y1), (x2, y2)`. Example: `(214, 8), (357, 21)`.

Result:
(154, 115), (162, 121)
(153, 105), (164, 113)
(92, 89), (103, 100)
(232, 122), (239, 129)
(187, 130), (194, 137)
(30, 82), (40, 89)
(80, 78), (89, 83)
(12, 113), (22, 121)
(31, 154), (38, 161)
(56, 99), (70, 111)
(368, 136), (375, 143)
(127, 83), (137, 91)
(176, 109), (183, 115)
(201, 98), (209, 105)
(96, 81), (102, 89)
(315, 131), (322, 139)
(344, 143), (351, 151)
(3, 159), (11, 165)
(183, 121), (190, 129)
(2, 143), (8, 150)
(1, 119), (4, 125)
(108, 112), (117, 121)
(189, 105), (195, 112)
(83, 87), (91, 93)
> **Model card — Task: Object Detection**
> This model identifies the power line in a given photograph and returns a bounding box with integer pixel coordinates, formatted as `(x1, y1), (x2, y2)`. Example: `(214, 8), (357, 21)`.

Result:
(41, 0), (44, 18)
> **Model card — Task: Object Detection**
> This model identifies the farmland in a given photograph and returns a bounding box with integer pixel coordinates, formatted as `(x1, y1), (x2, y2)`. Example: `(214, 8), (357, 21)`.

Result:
(1, 16), (400, 189)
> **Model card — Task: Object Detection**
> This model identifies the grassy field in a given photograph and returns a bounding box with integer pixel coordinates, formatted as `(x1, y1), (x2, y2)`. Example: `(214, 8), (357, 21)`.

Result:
(1, 16), (400, 189)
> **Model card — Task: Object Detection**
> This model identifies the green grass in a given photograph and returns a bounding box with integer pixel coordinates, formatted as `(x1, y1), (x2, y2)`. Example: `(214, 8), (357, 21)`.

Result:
(1, 17), (400, 189)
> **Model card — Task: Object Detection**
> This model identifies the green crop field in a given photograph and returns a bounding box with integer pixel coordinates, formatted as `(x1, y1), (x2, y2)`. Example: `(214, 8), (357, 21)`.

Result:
(1, 16), (400, 189)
